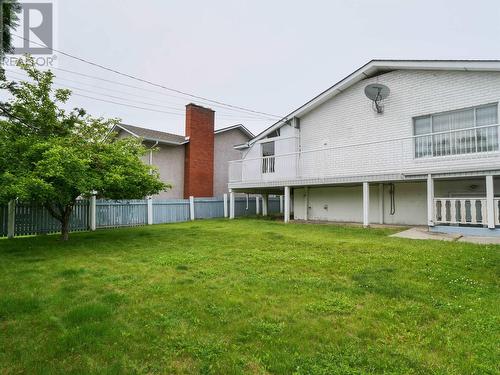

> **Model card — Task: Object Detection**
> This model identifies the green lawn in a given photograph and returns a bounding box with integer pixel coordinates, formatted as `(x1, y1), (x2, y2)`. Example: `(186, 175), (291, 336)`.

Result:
(0, 219), (498, 374)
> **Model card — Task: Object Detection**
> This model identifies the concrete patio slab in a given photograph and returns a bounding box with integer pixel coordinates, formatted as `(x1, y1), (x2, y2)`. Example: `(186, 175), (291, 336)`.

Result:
(458, 236), (500, 245)
(390, 227), (461, 241)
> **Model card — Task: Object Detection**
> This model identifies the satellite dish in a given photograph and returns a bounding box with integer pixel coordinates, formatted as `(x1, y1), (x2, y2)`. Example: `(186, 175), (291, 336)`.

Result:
(364, 83), (390, 114)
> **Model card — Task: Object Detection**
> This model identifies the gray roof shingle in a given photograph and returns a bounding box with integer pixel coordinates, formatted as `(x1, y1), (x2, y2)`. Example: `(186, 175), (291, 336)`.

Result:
(117, 123), (187, 144)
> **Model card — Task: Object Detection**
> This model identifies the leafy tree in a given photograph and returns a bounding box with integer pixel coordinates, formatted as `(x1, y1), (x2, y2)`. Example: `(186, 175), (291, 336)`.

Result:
(1, 0), (21, 57)
(0, 57), (168, 240)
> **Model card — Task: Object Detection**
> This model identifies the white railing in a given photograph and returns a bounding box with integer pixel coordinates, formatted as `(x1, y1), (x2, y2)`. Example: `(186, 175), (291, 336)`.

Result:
(434, 198), (487, 225)
(229, 124), (500, 184)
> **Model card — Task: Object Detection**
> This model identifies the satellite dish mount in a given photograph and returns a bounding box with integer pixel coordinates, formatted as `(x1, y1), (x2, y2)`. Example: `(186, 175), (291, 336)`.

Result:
(364, 83), (390, 114)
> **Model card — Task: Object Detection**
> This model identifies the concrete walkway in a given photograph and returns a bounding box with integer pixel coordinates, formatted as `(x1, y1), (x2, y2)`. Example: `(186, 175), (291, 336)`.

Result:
(391, 227), (500, 244)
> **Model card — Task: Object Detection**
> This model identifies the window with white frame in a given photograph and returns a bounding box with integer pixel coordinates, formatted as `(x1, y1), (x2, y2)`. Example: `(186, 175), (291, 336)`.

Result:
(414, 103), (498, 158)
(261, 141), (275, 173)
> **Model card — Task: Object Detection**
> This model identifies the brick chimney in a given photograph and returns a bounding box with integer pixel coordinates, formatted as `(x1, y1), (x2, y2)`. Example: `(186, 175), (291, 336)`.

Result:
(184, 103), (215, 198)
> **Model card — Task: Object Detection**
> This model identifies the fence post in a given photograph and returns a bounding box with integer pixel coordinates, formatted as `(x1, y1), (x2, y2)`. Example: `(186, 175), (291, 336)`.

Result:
(90, 194), (97, 231)
(223, 193), (228, 218)
(256, 196), (260, 215)
(147, 197), (153, 225)
(229, 190), (235, 219)
(189, 196), (195, 221)
(7, 200), (15, 239)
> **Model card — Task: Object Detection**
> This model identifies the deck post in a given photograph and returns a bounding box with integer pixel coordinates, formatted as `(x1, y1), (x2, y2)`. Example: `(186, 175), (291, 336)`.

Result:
(256, 196), (260, 215)
(284, 186), (290, 223)
(486, 175), (495, 229)
(279, 195), (284, 213)
(90, 193), (97, 231)
(7, 200), (15, 239)
(189, 196), (195, 221)
(427, 175), (434, 227)
(262, 194), (268, 216)
(304, 187), (309, 221)
(363, 182), (369, 228)
(223, 193), (228, 218)
(378, 183), (384, 224)
(229, 190), (235, 219)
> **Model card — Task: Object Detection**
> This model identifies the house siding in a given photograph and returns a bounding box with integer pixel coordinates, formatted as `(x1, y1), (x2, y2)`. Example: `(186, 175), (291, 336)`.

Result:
(293, 178), (500, 225)
(298, 69), (500, 176)
(213, 129), (249, 197)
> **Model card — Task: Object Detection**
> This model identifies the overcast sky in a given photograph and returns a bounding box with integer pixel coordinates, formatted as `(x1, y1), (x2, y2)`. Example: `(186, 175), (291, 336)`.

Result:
(6, 0), (500, 136)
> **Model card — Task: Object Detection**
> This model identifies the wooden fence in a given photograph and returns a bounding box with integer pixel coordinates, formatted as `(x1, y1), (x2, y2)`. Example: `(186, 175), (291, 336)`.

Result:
(0, 196), (282, 238)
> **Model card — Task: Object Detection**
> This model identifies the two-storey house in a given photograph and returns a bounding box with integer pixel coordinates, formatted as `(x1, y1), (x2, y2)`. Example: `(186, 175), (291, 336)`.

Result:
(228, 60), (500, 236)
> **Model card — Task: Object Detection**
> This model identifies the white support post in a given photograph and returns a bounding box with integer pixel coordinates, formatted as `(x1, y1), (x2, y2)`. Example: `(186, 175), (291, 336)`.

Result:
(486, 175), (495, 229)
(262, 194), (268, 216)
(189, 196), (195, 221)
(304, 187), (309, 221)
(90, 194), (97, 231)
(229, 190), (235, 219)
(427, 174), (434, 227)
(284, 186), (290, 223)
(279, 195), (284, 213)
(223, 193), (228, 218)
(256, 196), (260, 215)
(378, 183), (384, 225)
(363, 182), (370, 228)
(147, 197), (153, 225)
(7, 200), (15, 239)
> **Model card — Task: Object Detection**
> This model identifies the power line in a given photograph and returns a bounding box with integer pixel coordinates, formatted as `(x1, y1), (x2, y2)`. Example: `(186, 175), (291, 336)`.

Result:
(12, 34), (283, 119)
(50, 66), (276, 120)
(5, 69), (273, 121)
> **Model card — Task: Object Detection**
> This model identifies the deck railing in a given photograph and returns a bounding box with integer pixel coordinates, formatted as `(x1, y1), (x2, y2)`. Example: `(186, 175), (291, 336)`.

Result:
(229, 124), (500, 183)
(433, 198), (488, 225)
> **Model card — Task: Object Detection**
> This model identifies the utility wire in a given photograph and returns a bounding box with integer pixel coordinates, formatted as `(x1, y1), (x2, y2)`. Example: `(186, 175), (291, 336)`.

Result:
(5, 70), (272, 121)
(49, 66), (276, 120)
(12, 34), (283, 119)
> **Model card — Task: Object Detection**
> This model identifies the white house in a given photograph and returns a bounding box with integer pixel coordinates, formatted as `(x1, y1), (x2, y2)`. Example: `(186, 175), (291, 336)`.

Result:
(227, 60), (500, 236)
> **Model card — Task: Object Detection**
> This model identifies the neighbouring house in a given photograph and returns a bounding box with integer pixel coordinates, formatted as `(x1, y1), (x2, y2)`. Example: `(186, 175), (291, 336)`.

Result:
(112, 103), (254, 199)
(228, 60), (500, 236)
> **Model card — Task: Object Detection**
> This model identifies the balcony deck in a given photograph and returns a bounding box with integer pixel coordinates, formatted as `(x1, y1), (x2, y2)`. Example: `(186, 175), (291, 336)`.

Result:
(229, 124), (500, 188)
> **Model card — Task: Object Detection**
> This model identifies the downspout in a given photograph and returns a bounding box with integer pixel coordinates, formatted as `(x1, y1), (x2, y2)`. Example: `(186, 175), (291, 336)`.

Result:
(149, 141), (158, 174)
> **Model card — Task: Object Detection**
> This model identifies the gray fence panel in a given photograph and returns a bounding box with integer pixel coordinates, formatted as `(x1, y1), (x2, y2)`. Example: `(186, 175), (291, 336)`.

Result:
(14, 200), (89, 236)
(153, 199), (190, 223)
(234, 197), (257, 217)
(0, 205), (8, 237)
(268, 197), (281, 214)
(194, 197), (224, 219)
(96, 200), (147, 228)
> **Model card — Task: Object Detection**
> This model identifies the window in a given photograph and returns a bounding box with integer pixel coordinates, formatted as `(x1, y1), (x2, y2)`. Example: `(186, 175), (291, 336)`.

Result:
(267, 128), (280, 138)
(262, 141), (275, 173)
(414, 104), (498, 158)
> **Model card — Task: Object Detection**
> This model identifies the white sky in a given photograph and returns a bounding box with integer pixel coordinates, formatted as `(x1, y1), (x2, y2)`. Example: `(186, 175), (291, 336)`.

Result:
(6, 0), (500, 136)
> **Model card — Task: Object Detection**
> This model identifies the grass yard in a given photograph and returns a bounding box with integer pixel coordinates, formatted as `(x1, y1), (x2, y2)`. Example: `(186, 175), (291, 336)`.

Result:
(0, 219), (498, 374)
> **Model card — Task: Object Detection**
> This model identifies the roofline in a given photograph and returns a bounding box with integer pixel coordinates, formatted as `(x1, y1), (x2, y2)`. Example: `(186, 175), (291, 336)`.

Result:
(113, 124), (188, 145)
(214, 124), (254, 138)
(248, 59), (500, 145)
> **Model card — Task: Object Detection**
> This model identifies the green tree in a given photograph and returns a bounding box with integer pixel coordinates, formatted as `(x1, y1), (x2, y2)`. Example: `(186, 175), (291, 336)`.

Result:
(1, 0), (21, 57)
(0, 57), (168, 240)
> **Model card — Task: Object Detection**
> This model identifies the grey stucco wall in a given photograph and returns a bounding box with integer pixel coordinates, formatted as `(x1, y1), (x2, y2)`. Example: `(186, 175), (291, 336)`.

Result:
(213, 129), (249, 197)
(145, 141), (185, 199)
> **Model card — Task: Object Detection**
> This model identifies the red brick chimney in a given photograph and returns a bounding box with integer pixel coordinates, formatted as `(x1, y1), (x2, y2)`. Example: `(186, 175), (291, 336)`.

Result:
(184, 103), (215, 198)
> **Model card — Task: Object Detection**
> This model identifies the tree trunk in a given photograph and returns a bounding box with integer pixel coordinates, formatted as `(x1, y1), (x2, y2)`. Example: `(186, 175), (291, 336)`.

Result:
(61, 218), (70, 241)
(59, 205), (74, 241)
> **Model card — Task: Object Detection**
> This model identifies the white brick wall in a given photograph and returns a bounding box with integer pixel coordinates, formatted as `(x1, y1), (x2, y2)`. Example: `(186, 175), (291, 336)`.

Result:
(298, 69), (500, 176)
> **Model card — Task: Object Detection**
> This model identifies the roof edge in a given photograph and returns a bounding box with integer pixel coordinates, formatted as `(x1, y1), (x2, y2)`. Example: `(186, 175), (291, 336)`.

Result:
(248, 59), (500, 145)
